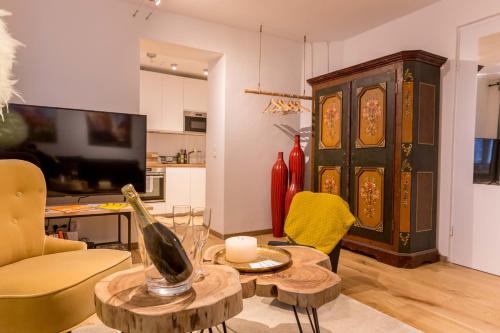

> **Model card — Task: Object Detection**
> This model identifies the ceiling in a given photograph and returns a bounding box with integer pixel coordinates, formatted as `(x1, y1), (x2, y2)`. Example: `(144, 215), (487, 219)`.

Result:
(138, 0), (439, 41)
(479, 32), (500, 66)
(140, 39), (221, 77)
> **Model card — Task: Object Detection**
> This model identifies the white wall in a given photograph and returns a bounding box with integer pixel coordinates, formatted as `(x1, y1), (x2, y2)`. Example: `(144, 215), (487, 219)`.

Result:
(300, 0), (500, 260)
(3, 0), (301, 239)
(475, 77), (499, 138)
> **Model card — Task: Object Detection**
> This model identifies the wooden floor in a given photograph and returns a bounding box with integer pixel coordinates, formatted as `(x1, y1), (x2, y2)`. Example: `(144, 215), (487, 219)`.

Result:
(132, 233), (500, 333)
(253, 235), (500, 333)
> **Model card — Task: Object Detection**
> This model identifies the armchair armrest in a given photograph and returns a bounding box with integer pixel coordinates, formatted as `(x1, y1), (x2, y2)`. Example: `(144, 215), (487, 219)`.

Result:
(43, 236), (87, 255)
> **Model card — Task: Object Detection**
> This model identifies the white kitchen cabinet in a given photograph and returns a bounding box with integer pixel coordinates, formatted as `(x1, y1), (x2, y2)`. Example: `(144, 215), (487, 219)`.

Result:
(140, 70), (165, 131)
(183, 77), (208, 113)
(162, 74), (184, 132)
(189, 168), (206, 208)
(163, 167), (206, 213)
(165, 168), (191, 212)
(140, 70), (208, 132)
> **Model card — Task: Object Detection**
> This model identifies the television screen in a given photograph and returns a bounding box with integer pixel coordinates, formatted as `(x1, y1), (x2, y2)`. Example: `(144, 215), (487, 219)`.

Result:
(473, 138), (498, 184)
(0, 104), (146, 196)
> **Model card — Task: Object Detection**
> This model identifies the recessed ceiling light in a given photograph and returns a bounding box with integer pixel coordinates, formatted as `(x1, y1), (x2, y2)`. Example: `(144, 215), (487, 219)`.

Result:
(154, 0), (161, 6)
(203, 68), (208, 76)
(171, 63), (177, 71)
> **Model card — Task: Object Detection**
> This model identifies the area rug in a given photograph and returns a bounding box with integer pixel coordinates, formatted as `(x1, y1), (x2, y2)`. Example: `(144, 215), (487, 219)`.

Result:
(74, 294), (420, 333)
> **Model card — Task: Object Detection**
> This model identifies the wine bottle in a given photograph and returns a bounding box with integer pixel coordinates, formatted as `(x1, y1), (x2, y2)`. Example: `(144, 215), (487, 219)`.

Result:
(122, 184), (193, 284)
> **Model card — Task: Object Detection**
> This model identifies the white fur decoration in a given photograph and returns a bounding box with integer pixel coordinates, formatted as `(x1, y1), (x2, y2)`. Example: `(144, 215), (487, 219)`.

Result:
(0, 9), (22, 121)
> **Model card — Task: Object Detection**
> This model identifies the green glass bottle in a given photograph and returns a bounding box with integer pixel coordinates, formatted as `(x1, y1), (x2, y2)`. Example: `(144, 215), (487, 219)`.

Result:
(122, 184), (192, 284)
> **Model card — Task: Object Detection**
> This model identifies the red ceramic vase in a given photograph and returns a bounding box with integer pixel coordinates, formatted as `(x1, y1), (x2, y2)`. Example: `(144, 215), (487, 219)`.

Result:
(289, 134), (305, 190)
(285, 172), (301, 218)
(271, 152), (288, 237)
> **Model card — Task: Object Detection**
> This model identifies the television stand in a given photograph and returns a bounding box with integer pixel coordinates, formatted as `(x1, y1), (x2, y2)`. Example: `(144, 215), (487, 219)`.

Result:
(45, 204), (134, 251)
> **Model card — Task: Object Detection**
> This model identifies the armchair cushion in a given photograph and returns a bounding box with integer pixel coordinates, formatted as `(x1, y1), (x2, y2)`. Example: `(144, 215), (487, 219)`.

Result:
(0, 249), (131, 333)
(42, 236), (87, 255)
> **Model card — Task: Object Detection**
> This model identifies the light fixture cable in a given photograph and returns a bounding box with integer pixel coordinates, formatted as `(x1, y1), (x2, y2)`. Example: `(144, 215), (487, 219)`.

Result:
(303, 34), (307, 95)
(258, 24), (263, 92)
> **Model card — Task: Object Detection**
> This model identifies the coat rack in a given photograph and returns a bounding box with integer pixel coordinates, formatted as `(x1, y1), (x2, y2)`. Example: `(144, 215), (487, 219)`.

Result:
(244, 26), (312, 114)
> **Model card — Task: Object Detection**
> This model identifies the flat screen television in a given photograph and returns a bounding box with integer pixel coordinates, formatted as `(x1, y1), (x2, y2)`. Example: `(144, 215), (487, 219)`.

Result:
(473, 138), (498, 184)
(0, 103), (146, 196)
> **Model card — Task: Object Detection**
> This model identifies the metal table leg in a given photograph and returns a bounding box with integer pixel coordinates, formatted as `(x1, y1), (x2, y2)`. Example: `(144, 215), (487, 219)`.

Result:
(126, 212), (131, 251)
(312, 308), (320, 333)
(292, 306), (321, 333)
(118, 213), (122, 245)
(292, 306), (304, 333)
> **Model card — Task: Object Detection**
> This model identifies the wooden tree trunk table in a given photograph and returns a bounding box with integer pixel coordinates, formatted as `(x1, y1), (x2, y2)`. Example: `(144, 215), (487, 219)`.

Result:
(94, 264), (243, 333)
(204, 245), (342, 333)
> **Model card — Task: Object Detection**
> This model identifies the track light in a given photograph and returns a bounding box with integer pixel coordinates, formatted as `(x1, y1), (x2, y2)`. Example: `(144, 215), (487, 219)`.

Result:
(171, 64), (177, 71)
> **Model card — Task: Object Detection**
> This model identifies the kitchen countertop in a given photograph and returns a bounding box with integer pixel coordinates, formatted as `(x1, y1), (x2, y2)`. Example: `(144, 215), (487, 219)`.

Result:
(147, 162), (206, 168)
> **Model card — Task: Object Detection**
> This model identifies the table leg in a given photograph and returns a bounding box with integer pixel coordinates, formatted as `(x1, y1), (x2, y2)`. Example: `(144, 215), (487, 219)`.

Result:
(306, 307), (316, 333)
(126, 212), (132, 251)
(222, 321), (228, 333)
(118, 214), (122, 245)
(312, 308), (320, 333)
(292, 306), (304, 333)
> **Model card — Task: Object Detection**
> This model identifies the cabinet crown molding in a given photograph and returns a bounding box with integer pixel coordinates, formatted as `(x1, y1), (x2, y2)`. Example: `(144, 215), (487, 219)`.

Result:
(307, 50), (447, 86)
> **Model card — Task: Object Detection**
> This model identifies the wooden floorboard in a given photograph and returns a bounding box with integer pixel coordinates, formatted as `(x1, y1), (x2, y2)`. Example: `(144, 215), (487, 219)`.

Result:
(337, 248), (500, 333)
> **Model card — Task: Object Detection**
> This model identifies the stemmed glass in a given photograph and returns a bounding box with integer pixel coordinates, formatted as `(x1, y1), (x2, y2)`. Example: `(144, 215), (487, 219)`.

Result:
(172, 205), (192, 244)
(191, 207), (211, 281)
(172, 205), (197, 266)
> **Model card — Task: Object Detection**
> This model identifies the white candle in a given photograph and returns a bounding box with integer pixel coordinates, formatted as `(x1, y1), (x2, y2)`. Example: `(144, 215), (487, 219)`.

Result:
(225, 236), (258, 263)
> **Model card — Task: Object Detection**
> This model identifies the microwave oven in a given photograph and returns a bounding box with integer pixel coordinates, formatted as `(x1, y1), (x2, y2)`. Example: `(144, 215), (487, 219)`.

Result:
(184, 111), (207, 133)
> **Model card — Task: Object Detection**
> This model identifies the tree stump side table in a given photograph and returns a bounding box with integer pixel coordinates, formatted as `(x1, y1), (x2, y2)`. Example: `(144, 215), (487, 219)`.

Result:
(204, 245), (342, 333)
(94, 264), (243, 333)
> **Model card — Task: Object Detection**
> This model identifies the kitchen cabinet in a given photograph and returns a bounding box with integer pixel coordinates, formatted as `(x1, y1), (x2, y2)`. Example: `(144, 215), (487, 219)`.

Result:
(139, 70), (165, 131)
(183, 77), (209, 113)
(165, 168), (191, 212)
(189, 167), (206, 208)
(140, 70), (208, 132)
(162, 74), (184, 132)
(164, 167), (206, 212)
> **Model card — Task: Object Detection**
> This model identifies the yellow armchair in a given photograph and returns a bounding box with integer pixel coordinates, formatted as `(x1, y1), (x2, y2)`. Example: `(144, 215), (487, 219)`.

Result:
(0, 160), (132, 333)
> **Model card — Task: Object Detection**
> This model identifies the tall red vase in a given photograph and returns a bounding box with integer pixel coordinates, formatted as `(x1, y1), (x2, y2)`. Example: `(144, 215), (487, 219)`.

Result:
(271, 152), (288, 237)
(289, 134), (305, 190)
(285, 172), (301, 218)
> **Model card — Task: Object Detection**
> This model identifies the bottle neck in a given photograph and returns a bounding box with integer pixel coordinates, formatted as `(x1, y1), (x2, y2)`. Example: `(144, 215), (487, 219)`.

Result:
(122, 184), (155, 229)
(128, 198), (156, 228)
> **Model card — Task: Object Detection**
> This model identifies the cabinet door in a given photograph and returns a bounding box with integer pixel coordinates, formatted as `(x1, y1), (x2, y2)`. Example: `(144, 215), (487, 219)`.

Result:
(314, 82), (350, 200)
(189, 168), (206, 208)
(140, 70), (165, 131)
(183, 78), (208, 112)
(349, 70), (396, 245)
(162, 74), (184, 132)
(165, 168), (191, 212)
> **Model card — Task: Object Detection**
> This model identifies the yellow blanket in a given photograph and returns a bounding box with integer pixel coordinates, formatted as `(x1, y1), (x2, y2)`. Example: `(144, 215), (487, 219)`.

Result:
(284, 191), (356, 254)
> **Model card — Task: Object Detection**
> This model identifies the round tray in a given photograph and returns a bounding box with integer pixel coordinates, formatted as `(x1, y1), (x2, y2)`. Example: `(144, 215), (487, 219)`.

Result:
(213, 245), (292, 273)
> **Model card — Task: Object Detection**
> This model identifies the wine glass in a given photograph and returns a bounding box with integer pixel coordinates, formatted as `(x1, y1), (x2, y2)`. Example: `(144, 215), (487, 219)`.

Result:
(191, 207), (211, 281)
(172, 205), (192, 247)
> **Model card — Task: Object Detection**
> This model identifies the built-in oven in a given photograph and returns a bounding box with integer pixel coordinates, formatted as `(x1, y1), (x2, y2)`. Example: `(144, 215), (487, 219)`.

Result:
(140, 168), (165, 202)
(184, 111), (207, 133)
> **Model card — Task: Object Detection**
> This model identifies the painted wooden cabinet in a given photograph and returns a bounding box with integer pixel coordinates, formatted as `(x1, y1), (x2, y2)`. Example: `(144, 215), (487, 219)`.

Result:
(183, 77), (209, 113)
(308, 51), (447, 268)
